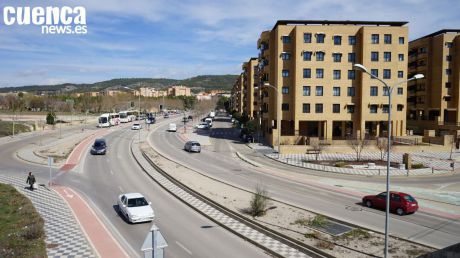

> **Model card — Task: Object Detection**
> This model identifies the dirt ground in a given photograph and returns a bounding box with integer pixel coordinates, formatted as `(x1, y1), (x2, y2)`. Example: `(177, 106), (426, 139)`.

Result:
(141, 143), (435, 258)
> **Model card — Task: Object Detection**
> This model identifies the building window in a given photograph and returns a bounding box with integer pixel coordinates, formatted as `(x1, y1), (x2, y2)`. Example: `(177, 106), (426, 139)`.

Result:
(316, 33), (325, 43)
(316, 86), (323, 96)
(397, 87), (403, 95)
(282, 69), (289, 77)
(333, 87), (340, 96)
(303, 51), (312, 61)
(370, 105), (378, 113)
(383, 87), (389, 96)
(282, 36), (291, 44)
(371, 69), (378, 78)
(383, 69), (391, 79)
(347, 87), (355, 96)
(384, 34), (392, 44)
(333, 70), (341, 80)
(398, 54), (404, 61)
(370, 86), (378, 96)
(349, 36), (356, 45)
(304, 33), (312, 43)
(446, 69), (452, 75)
(303, 86), (311, 96)
(384, 52), (391, 62)
(303, 103), (310, 113)
(316, 51), (325, 61)
(303, 68), (311, 78)
(382, 105), (389, 113)
(446, 42), (453, 48)
(281, 52), (291, 60)
(315, 104), (323, 113)
(316, 68), (324, 78)
(398, 71), (404, 78)
(446, 55), (452, 61)
(399, 37), (405, 44)
(332, 53), (342, 62)
(347, 105), (355, 113)
(348, 53), (356, 63)
(333, 35), (342, 45)
(371, 51), (379, 61)
(371, 34), (379, 44)
(282, 103), (289, 111)
(397, 104), (404, 111)
(282, 86), (289, 94)
(348, 70), (356, 80)
(332, 104), (340, 113)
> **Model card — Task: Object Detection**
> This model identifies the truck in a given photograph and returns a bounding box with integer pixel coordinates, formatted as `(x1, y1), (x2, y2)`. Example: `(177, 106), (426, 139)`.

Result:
(209, 111), (215, 118)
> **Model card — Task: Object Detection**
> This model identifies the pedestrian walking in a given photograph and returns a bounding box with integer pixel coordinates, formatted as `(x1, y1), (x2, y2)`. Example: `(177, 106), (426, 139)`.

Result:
(26, 172), (36, 191)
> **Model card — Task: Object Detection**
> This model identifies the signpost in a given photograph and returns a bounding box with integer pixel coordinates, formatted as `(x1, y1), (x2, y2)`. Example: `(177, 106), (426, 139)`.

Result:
(141, 224), (168, 258)
(48, 156), (54, 186)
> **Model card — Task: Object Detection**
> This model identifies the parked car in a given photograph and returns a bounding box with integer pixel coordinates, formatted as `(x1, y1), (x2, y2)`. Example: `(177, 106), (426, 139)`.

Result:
(168, 123), (177, 132)
(117, 193), (155, 223)
(131, 123), (142, 130)
(244, 134), (254, 143)
(163, 113), (169, 118)
(196, 122), (210, 129)
(90, 138), (107, 155)
(205, 117), (213, 127)
(184, 141), (201, 153)
(362, 191), (418, 216)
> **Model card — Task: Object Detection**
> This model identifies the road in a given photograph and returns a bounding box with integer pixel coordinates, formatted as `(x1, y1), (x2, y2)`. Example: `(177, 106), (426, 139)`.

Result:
(0, 117), (270, 257)
(150, 116), (460, 249)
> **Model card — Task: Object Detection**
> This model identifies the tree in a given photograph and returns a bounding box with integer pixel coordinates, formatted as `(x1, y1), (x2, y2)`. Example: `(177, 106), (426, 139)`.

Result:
(376, 138), (393, 161)
(310, 138), (324, 161)
(216, 96), (229, 110)
(347, 136), (370, 161)
(249, 184), (269, 217)
(180, 96), (197, 110)
(46, 112), (56, 125)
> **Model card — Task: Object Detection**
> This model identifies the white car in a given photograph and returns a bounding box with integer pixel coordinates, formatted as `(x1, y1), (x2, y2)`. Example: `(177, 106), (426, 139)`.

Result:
(131, 123), (142, 130)
(117, 193), (154, 223)
(196, 122), (210, 129)
(168, 123), (177, 132)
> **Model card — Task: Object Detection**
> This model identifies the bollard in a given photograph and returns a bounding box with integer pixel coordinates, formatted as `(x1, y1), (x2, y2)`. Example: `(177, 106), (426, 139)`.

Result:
(432, 167), (434, 174)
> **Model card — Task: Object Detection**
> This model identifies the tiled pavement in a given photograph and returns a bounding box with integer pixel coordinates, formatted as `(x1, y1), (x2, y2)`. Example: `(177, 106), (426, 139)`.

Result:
(136, 139), (311, 258)
(0, 174), (95, 258)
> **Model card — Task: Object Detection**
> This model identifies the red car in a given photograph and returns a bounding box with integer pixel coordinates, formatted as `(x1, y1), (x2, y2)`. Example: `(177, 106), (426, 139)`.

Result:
(362, 191), (418, 216)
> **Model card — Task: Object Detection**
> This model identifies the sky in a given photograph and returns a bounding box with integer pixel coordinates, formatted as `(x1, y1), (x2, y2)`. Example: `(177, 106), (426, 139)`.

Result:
(0, 0), (459, 87)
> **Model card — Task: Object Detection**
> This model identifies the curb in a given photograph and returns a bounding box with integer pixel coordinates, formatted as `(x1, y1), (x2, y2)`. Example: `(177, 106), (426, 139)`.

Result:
(235, 151), (261, 167)
(130, 140), (332, 258)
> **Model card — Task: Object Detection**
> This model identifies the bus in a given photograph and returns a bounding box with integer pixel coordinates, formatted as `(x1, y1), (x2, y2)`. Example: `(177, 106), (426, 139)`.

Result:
(119, 111), (130, 123)
(127, 110), (139, 121)
(98, 113), (111, 127)
(109, 113), (120, 126)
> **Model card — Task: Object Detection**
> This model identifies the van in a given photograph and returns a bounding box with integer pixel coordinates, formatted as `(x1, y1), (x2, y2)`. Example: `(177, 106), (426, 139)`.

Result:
(168, 123), (177, 132)
(205, 118), (213, 127)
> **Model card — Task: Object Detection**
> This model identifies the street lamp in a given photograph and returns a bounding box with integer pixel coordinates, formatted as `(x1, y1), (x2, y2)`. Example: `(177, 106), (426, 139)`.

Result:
(354, 63), (423, 258)
(259, 82), (281, 155)
(124, 85), (141, 140)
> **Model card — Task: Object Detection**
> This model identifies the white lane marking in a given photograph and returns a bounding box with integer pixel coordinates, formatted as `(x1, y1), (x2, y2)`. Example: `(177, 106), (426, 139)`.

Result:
(63, 189), (74, 198)
(175, 241), (192, 256)
(118, 186), (124, 193)
(110, 170), (114, 175)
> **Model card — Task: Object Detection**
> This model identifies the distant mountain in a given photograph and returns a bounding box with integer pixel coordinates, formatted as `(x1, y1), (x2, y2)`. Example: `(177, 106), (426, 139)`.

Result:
(0, 75), (238, 93)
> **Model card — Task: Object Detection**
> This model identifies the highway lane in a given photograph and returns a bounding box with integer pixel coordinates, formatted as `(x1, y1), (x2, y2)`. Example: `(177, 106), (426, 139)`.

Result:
(57, 121), (270, 258)
(150, 117), (460, 248)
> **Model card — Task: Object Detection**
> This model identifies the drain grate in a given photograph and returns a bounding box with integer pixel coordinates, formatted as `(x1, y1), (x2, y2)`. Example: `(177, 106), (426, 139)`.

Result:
(311, 220), (353, 236)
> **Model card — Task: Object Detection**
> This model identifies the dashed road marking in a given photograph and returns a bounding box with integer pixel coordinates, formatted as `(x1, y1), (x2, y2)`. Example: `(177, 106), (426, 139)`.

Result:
(176, 241), (192, 256)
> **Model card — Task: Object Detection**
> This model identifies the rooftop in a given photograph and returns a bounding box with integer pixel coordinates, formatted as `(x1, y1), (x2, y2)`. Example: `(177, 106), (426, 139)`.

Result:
(272, 20), (408, 30)
(411, 29), (460, 42)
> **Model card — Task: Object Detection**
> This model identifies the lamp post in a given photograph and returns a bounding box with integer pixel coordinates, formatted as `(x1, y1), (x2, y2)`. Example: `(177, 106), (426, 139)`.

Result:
(259, 83), (281, 156)
(124, 85), (141, 140)
(354, 63), (423, 258)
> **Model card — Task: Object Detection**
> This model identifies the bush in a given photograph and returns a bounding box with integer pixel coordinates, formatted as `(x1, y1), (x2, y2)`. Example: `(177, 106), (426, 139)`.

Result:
(334, 161), (347, 167)
(411, 163), (424, 169)
(249, 185), (269, 217)
(308, 215), (330, 228)
(46, 112), (55, 125)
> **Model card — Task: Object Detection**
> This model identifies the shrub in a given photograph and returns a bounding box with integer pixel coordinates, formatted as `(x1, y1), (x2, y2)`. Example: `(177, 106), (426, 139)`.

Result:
(249, 185), (269, 217)
(46, 112), (55, 125)
(308, 215), (330, 228)
(334, 161), (347, 167)
(411, 163), (424, 169)
(339, 228), (371, 240)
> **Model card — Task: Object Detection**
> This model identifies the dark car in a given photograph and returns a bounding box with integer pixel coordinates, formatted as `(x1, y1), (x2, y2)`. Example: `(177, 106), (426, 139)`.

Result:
(90, 138), (107, 155)
(188, 115), (193, 121)
(362, 191), (418, 216)
(164, 113), (169, 118)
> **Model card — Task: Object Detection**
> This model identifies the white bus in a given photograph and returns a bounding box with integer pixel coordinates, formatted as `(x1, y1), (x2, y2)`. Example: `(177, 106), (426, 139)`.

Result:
(119, 111), (130, 123)
(109, 113), (120, 126)
(98, 113), (111, 127)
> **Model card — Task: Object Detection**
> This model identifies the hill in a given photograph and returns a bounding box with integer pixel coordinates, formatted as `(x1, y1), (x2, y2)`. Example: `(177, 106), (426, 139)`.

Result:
(0, 75), (238, 93)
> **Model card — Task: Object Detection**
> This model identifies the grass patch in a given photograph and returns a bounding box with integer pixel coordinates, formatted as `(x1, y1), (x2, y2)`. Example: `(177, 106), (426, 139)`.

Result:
(0, 121), (31, 137)
(308, 215), (330, 228)
(315, 240), (335, 250)
(304, 231), (321, 239)
(406, 248), (428, 257)
(293, 218), (310, 226)
(411, 163), (425, 169)
(338, 228), (371, 240)
(334, 161), (347, 167)
(0, 183), (46, 257)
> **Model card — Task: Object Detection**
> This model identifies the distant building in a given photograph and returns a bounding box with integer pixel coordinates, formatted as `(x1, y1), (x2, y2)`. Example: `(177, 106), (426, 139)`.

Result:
(102, 89), (123, 96)
(137, 87), (168, 97)
(168, 85), (191, 97)
(196, 92), (212, 101)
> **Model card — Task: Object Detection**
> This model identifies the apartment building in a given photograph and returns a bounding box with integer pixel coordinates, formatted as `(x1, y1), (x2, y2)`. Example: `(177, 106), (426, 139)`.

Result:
(257, 20), (409, 146)
(168, 85), (191, 97)
(137, 87), (168, 97)
(407, 30), (460, 135)
(242, 58), (259, 118)
(231, 74), (244, 114)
